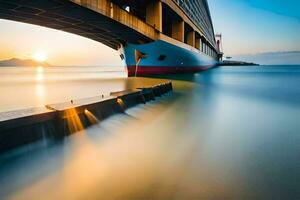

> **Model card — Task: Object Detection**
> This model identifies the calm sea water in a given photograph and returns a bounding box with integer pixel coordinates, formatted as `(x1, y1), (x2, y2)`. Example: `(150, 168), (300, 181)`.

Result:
(0, 66), (127, 112)
(0, 65), (299, 199)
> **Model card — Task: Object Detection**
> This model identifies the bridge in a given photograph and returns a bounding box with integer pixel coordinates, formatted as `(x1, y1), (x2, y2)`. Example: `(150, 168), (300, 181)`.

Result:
(0, 0), (218, 58)
(0, 0), (219, 151)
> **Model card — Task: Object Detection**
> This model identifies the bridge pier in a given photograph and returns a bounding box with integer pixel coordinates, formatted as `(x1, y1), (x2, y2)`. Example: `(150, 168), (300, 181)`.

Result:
(203, 42), (207, 54)
(187, 30), (195, 47)
(146, 0), (162, 32)
(172, 20), (184, 42)
(195, 33), (201, 50)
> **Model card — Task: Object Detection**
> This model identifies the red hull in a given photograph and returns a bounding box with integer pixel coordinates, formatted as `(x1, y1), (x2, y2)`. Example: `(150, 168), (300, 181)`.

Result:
(127, 65), (214, 77)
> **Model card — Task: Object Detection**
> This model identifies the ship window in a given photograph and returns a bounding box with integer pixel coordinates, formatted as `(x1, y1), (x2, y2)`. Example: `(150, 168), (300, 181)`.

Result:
(158, 55), (166, 61)
(120, 54), (124, 60)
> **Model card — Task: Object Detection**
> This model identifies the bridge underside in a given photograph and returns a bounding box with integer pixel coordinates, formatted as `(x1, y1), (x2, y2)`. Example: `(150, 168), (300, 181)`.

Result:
(0, 0), (153, 50)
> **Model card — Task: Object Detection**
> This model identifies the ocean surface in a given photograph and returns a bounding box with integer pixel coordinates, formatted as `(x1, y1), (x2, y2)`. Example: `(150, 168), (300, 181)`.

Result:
(0, 66), (127, 112)
(0, 65), (299, 199)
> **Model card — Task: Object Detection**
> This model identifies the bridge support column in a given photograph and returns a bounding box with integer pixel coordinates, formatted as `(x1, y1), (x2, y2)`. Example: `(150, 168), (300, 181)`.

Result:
(146, 1), (162, 32)
(172, 20), (184, 42)
(195, 37), (201, 50)
(187, 31), (195, 47)
(200, 40), (203, 52)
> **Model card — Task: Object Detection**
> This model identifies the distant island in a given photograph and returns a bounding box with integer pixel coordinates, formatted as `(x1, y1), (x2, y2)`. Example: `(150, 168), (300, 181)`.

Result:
(217, 60), (259, 66)
(0, 58), (51, 67)
(229, 51), (300, 65)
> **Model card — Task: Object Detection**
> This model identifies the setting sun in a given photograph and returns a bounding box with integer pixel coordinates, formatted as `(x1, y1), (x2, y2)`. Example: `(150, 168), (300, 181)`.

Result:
(33, 51), (47, 62)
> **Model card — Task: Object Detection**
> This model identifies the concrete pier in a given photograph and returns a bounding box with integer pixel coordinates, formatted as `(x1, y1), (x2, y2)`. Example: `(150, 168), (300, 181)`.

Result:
(0, 81), (172, 153)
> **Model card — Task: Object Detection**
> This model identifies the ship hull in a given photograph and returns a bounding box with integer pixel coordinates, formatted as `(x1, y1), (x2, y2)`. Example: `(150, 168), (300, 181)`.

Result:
(121, 39), (217, 77)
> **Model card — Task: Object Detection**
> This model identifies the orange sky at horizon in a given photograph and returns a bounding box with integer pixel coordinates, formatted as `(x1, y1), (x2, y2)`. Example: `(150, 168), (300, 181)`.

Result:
(0, 19), (124, 67)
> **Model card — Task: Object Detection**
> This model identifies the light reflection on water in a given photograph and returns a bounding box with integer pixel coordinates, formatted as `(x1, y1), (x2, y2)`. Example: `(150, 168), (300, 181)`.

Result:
(0, 66), (127, 112)
(35, 66), (46, 105)
(0, 65), (300, 199)
(35, 66), (44, 82)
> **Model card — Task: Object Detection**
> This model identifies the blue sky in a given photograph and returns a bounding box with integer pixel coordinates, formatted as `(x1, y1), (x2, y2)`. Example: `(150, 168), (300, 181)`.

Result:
(208, 0), (300, 56)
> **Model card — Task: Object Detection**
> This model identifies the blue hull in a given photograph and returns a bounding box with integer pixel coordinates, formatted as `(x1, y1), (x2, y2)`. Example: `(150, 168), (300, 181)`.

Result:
(121, 39), (217, 76)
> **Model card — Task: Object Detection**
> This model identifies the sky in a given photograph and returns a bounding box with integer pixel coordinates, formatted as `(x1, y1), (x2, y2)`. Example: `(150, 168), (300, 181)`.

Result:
(209, 0), (300, 56)
(0, 0), (299, 65)
(0, 20), (121, 66)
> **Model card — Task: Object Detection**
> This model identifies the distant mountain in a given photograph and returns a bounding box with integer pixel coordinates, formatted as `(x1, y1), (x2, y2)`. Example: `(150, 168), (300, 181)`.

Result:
(0, 58), (51, 67)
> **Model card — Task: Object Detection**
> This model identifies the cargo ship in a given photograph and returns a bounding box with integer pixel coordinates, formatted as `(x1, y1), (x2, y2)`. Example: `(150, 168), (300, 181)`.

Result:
(119, 0), (221, 77)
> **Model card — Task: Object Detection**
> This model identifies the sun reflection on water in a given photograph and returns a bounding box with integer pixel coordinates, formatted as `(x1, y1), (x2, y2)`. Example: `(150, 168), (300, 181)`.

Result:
(34, 66), (46, 106)
(35, 66), (44, 82)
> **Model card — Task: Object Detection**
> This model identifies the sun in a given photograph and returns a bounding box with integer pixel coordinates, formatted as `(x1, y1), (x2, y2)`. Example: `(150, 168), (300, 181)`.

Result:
(33, 51), (47, 62)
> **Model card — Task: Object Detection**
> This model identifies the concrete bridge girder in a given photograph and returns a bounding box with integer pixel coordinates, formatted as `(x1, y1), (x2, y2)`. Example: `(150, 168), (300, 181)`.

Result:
(0, 0), (156, 50)
(0, 0), (217, 56)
